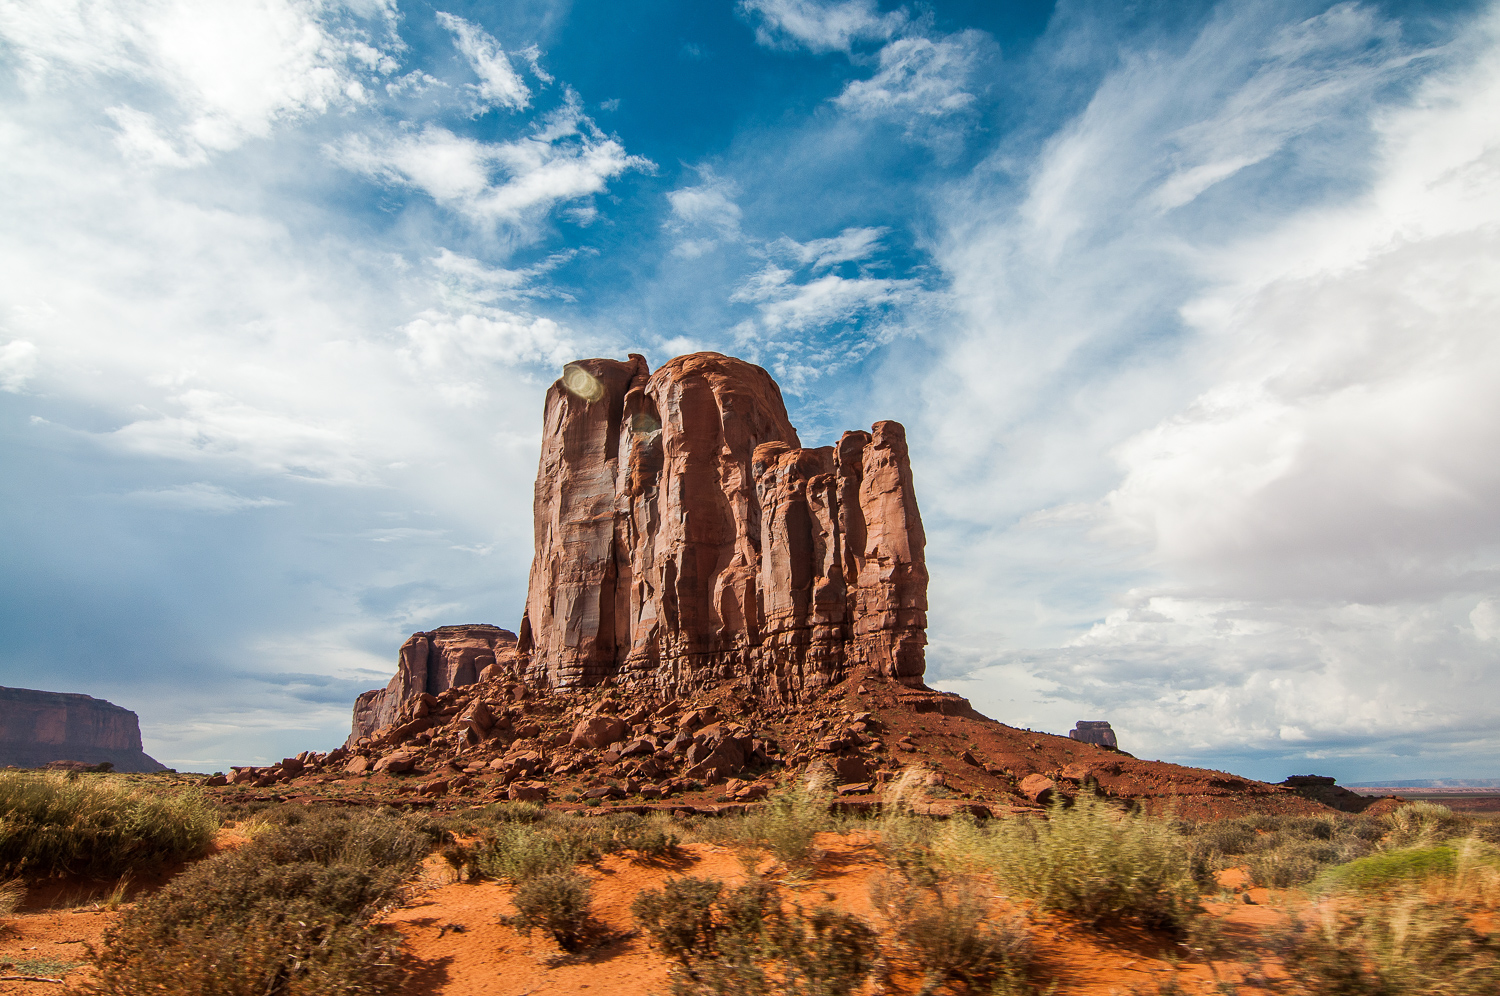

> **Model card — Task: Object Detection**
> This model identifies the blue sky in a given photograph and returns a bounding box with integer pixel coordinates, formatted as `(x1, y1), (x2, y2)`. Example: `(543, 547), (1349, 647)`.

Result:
(2, 0), (1497, 781)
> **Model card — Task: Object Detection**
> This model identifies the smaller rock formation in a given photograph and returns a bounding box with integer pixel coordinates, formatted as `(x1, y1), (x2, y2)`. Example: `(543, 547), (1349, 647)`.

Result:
(0, 686), (166, 772)
(349, 625), (521, 744)
(1069, 720), (1118, 749)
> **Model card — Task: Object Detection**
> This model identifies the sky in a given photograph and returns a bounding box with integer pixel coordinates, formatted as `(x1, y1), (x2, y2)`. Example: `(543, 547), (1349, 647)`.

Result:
(1, 0), (1496, 781)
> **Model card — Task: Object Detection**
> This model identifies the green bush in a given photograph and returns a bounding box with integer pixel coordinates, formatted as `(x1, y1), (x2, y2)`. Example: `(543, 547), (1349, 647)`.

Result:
(1183, 812), (1381, 890)
(83, 809), (426, 996)
(1282, 892), (1500, 994)
(0, 771), (218, 878)
(508, 870), (593, 952)
(1315, 846), (1459, 893)
(938, 795), (1200, 934)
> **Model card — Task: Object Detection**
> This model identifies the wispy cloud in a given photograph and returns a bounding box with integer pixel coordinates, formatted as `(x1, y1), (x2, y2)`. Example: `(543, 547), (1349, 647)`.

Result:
(435, 10), (548, 113)
(330, 91), (652, 235)
(124, 482), (287, 513)
(738, 0), (904, 53)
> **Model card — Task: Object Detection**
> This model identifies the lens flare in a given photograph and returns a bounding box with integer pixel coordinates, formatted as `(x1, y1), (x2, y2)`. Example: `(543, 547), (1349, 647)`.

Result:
(561, 362), (604, 403)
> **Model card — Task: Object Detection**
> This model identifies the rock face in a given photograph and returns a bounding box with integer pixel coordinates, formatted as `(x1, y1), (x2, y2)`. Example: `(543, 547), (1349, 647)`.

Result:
(349, 625), (520, 743)
(518, 352), (927, 697)
(348, 351), (928, 742)
(1069, 721), (1118, 749)
(0, 686), (166, 772)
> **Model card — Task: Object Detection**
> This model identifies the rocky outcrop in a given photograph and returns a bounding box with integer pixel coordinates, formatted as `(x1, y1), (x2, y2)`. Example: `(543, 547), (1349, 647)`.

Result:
(0, 686), (166, 772)
(1069, 721), (1118, 748)
(349, 625), (521, 743)
(518, 352), (927, 697)
(348, 351), (927, 743)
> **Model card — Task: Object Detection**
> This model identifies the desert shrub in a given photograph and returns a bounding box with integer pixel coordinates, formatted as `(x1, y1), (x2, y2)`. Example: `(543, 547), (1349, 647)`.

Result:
(1282, 892), (1500, 994)
(876, 770), (941, 884)
(507, 870), (593, 951)
(633, 875), (729, 962)
(1183, 812), (1380, 890)
(634, 874), (876, 996)
(612, 813), (682, 858)
(0, 877), (23, 918)
(0, 770), (218, 878)
(742, 773), (833, 873)
(938, 795), (1199, 933)
(474, 820), (606, 881)
(870, 875), (1031, 994)
(83, 809), (427, 996)
(1385, 801), (1470, 849)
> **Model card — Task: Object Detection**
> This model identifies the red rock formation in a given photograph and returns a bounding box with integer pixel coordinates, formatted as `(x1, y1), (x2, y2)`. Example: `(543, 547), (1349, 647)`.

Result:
(0, 686), (165, 772)
(349, 625), (520, 742)
(350, 352), (927, 742)
(518, 352), (927, 697)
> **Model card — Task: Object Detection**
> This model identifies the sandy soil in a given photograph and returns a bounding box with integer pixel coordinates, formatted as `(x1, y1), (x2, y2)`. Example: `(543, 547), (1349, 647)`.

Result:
(381, 833), (1303, 996)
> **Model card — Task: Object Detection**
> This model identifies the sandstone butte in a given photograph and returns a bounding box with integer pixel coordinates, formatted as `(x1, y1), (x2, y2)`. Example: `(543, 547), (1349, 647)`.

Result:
(287, 352), (1376, 819)
(0, 685), (166, 773)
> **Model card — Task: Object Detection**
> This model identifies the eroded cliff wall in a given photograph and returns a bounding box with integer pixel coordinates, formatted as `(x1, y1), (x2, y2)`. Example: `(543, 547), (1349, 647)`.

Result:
(518, 351), (927, 697)
(0, 686), (166, 772)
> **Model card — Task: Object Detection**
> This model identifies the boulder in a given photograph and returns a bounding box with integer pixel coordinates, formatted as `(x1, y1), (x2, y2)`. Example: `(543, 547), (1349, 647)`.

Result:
(832, 755), (871, 783)
(1019, 773), (1057, 804)
(570, 715), (627, 749)
(373, 752), (416, 774)
(345, 755), (371, 775)
(508, 780), (548, 802)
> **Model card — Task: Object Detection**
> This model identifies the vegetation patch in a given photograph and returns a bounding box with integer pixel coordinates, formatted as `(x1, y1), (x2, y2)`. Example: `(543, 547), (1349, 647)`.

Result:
(0, 771), (218, 879)
(506, 869), (594, 951)
(83, 808), (431, 996)
(1282, 891), (1500, 995)
(938, 795), (1200, 933)
(634, 873), (877, 996)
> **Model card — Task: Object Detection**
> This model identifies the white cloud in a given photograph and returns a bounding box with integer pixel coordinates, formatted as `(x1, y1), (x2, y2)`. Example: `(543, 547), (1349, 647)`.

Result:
(667, 174), (743, 232)
(833, 32), (981, 123)
(733, 265), (916, 333)
(771, 225), (884, 269)
(0, 339), (39, 391)
(0, 0), (400, 166)
(738, 0), (904, 53)
(908, 2), (1500, 775)
(435, 10), (536, 113)
(125, 482), (288, 512)
(331, 92), (651, 234)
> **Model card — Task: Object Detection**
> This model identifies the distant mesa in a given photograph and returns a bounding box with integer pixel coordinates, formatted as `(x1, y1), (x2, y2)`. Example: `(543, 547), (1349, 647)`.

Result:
(351, 351), (927, 741)
(0, 685), (167, 772)
(1069, 720), (1118, 749)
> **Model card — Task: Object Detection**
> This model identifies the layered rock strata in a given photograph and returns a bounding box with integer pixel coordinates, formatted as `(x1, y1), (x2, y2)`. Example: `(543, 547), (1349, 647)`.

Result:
(0, 686), (166, 772)
(518, 352), (928, 697)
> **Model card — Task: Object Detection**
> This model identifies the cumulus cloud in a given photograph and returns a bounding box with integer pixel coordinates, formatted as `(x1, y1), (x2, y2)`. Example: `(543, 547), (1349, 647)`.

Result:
(435, 10), (545, 113)
(738, 0), (904, 53)
(0, 0), (400, 166)
(330, 92), (651, 235)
